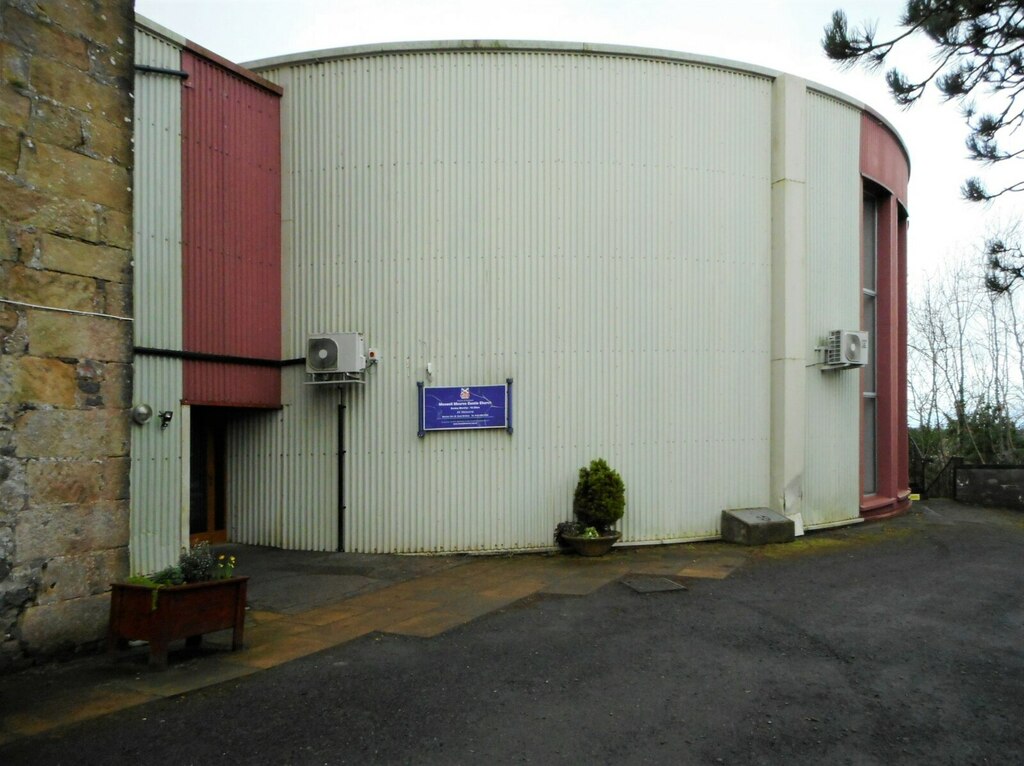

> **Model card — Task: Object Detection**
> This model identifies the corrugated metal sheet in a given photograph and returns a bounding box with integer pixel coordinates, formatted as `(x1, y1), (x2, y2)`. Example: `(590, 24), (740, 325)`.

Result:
(183, 361), (281, 408)
(256, 50), (774, 552)
(129, 357), (186, 573)
(133, 26), (183, 350)
(131, 25), (186, 574)
(228, 367), (339, 550)
(803, 91), (862, 527)
(181, 50), (282, 407)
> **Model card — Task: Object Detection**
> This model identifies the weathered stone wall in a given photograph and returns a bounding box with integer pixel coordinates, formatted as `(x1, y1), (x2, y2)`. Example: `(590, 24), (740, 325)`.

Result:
(0, 0), (133, 668)
(955, 467), (1024, 511)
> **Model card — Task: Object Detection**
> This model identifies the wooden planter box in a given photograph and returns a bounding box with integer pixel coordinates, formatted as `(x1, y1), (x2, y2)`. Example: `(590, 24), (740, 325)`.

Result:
(107, 576), (248, 668)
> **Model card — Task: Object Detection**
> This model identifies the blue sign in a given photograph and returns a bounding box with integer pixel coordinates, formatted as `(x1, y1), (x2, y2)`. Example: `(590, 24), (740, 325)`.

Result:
(419, 382), (511, 434)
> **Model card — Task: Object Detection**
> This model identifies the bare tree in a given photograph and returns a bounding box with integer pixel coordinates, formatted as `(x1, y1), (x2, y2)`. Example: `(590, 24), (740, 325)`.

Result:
(909, 246), (1024, 468)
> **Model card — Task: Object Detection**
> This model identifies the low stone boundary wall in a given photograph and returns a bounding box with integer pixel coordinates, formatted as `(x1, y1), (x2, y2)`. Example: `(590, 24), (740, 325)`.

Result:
(955, 465), (1024, 511)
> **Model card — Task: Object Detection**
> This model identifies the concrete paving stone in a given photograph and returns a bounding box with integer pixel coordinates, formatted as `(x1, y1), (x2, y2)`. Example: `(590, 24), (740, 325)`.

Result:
(291, 604), (373, 627)
(439, 590), (540, 620)
(345, 599), (445, 631)
(395, 585), (503, 605)
(223, 634), (337, 670)
(420, 573), (498, 591)
(106, 657), (256, 698)
(375, 586), (462, 603)
(246, 572), (383, 615)
(246, 609), (286, 622)
(540, 576), (618, 596)
(444, 600), (507, 621)
(291, 619), (375, 648)
(384, 609), (473, 638)
(343, 584), (430, 607)
(476, 576), (547, 600)
(196, 632), (245, 652)
(244, 619), (317, 643)
(446, 572), (520, 591)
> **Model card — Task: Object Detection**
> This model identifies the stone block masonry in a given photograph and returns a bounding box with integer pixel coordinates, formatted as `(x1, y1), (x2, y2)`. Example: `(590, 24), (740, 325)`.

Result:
(0, 0), (134, 670)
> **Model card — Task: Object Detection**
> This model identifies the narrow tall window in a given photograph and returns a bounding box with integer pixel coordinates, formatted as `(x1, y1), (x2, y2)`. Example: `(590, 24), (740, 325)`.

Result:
(862, 194), (878, 494)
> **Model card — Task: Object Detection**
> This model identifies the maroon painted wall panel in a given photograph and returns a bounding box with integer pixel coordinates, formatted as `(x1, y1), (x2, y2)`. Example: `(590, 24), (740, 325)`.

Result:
(860, 113), (909, 207)
(183, 362), (281, 408)
(182, 49), (282, 407)
(860, 113), (911, 519)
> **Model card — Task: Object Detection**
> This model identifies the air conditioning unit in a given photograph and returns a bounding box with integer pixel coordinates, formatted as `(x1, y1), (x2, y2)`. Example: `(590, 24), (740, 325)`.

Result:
(824, 330), (869, 369)
(306, 332), (366, 374)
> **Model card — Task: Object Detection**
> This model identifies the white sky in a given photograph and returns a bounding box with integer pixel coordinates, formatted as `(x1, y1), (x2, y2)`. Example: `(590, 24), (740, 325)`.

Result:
(135, 0), (1024, 290)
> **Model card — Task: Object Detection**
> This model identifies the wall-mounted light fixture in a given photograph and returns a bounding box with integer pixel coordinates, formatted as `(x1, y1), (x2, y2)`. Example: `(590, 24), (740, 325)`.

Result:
(158, 410), (174, 429)
(132, 404), (154, 425)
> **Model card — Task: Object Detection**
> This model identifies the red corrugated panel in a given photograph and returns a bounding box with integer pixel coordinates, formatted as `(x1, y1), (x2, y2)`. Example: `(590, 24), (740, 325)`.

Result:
(183, 361), (281, 409)
(860, 112), (909, 206)
(860, 113), (910, 519)
(181, 49), (282, 408)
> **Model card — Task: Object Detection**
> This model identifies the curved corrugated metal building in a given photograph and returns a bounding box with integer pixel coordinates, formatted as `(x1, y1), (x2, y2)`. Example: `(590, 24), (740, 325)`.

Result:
(132, 24), (909, 567)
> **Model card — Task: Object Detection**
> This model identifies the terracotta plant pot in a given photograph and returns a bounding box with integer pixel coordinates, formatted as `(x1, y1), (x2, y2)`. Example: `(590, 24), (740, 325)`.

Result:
(107, 576), (248, 668)
(561, 530), (622, 557)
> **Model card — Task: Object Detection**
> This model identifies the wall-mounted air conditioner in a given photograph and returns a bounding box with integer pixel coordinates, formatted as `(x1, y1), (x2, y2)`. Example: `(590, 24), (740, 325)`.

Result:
(306, 332), (366, 374)
(824, 330), (868, 369)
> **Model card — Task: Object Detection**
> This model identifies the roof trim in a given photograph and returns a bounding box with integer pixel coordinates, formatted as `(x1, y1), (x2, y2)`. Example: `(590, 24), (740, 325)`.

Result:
(185, 40), (284, 95)
(244, 39), (909, 166)
(806, 85), (910, 172)
(244, 39), (781, 80)
(135, 12), (187, 47)
(135, 13), (282, 95)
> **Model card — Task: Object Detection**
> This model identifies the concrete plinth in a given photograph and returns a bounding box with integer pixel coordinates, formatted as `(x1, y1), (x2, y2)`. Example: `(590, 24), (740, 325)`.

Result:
(721, 508), (795, 546)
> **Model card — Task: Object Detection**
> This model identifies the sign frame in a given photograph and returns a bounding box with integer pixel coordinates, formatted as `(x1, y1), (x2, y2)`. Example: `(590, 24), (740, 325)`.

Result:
(417, 379), (513, 437)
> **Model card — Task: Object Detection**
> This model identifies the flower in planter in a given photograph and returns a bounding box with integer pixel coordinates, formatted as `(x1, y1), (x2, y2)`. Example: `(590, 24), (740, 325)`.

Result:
(178, 542), (216, 582)
(215, 554), (237, 579)
(127, 544), (240, 590)
(553, 520), (583, 547)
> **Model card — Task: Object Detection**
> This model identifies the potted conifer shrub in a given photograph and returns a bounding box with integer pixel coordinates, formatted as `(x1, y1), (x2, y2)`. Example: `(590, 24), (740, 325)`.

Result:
(558, 458), (625, 556)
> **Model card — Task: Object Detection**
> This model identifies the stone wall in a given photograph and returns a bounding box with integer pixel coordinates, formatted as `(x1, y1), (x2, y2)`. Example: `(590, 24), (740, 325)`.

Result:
(955, 466), (1024, 511)
(0, 0), (134, 668)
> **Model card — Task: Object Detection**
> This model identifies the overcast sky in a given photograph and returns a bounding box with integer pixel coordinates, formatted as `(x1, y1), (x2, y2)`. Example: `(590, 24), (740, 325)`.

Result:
(135, 0), (1024, 289)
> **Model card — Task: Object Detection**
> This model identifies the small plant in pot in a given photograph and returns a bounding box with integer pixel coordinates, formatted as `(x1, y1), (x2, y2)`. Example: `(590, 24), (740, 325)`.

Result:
(556, 458), (625, 556)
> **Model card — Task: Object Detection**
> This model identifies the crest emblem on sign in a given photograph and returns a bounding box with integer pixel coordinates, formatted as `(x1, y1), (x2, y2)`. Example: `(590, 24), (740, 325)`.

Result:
(460, 388), (470, 399)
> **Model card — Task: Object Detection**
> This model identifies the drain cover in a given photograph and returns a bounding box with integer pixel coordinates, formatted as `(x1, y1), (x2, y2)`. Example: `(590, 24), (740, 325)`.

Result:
(621, 576), (687, 593)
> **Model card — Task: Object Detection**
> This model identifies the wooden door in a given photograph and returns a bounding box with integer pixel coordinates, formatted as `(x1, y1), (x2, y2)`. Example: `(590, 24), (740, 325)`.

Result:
(189, 408), (227, 544)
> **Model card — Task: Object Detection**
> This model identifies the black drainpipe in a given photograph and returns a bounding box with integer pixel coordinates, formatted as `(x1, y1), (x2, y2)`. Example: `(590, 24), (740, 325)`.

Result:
(337, 395), (346, 552)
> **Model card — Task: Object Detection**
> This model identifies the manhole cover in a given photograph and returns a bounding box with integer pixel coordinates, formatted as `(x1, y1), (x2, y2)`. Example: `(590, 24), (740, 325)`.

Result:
(621, 576), (687, 593)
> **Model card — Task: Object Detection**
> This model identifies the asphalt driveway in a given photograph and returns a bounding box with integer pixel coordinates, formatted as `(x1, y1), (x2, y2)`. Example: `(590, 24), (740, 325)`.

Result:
(1, 498), (1022, 765)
